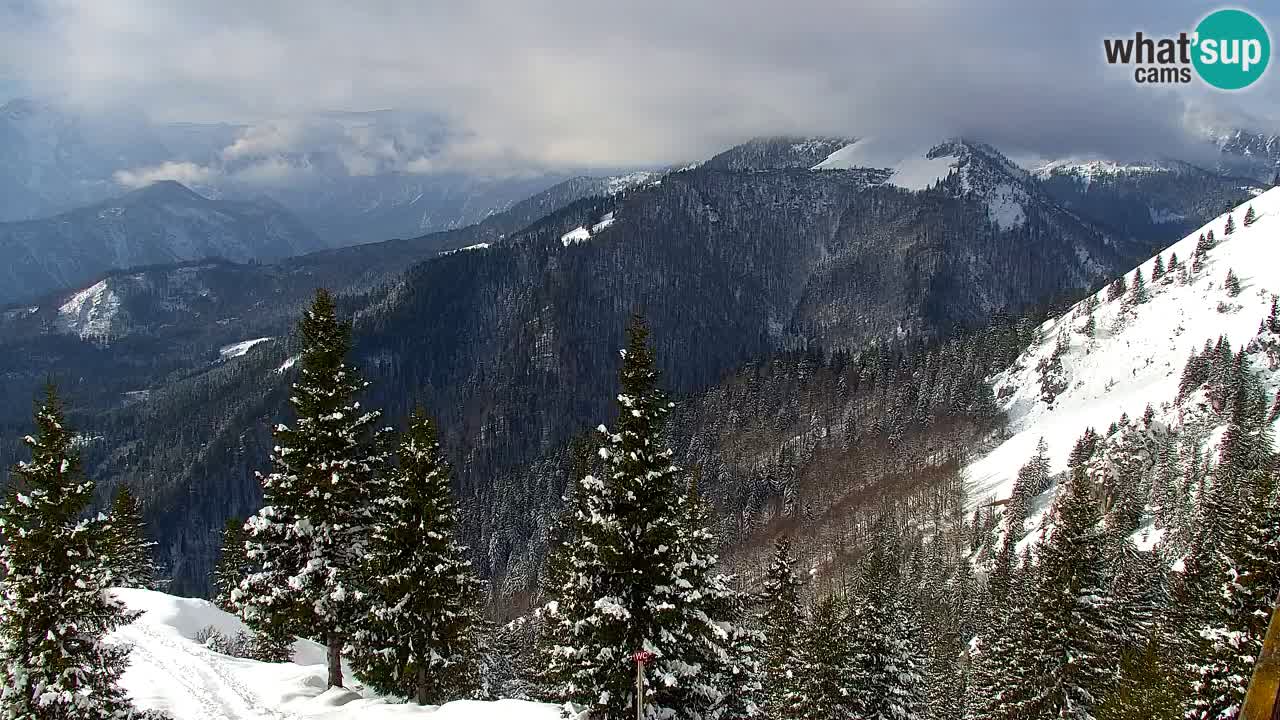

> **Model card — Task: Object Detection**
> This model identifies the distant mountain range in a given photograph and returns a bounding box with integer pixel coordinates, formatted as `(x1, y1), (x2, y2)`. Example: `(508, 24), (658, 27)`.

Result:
(0, 181), (324, 305)
(0, 99), (636, 246)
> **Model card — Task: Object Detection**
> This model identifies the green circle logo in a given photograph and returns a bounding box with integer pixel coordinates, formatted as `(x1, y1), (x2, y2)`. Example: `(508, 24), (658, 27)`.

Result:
(1193, 8), (1270, 90)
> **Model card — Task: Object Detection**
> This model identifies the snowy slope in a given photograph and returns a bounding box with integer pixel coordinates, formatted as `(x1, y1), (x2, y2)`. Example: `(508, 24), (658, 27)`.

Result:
(967, 188), (1280, 509)
(110, 588), (559, 720)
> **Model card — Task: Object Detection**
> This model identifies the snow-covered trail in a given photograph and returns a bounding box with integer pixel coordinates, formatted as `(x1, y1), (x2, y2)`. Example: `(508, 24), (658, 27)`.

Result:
(110, 588), (559, 720)
(119, 619), (296, 720)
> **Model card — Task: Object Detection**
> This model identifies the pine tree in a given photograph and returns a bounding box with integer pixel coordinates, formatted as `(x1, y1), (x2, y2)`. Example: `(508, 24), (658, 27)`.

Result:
(758, 536), (805, 719)
(1243, 205), (1256, 227)
(0, 385), (135, 719)
(543, 317), (753, 720)
(351, 407), (483, 705)
(968, 547), (1039, 720)
(235, 288), (391, 688)
(1224, 213), (1235, 236)
(1168, 252), (1180, 272)
(1020, 444), (1115, 720)
(1106, 275), (1128, 302)
(1083, 312), (1097, 338)
(212, 517), (247, 610)
(1186, 365), (1277, 720)
(105, 486), (160, 590)
(1095, 639), (1183, 720)
(1152, 254), (1165, 280)
(847, 525), (923, 720)
(792, 596), (858, 720)
(1225, 268), (1242, 297)
(1128, 268), (1148, 305)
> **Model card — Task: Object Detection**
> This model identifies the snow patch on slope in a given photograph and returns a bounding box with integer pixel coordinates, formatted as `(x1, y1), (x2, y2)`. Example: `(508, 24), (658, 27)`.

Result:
(219, 337), (273, 360)
(560, 226), (591, 246)
(812, 138), (956, 190)
(58, 280), (121, 339)
(967, 188), (1280, 506)
(111, 588), (560, 720)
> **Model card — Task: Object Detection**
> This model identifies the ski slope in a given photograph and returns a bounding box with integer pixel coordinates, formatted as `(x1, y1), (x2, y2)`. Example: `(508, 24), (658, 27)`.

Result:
(111, 588), (559, 720)
(966, 187), (1280, 508)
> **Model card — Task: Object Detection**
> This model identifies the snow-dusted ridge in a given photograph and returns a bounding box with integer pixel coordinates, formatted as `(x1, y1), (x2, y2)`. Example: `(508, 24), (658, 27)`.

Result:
(967, 187), (1280, 513)
(111, 588), (558, 720)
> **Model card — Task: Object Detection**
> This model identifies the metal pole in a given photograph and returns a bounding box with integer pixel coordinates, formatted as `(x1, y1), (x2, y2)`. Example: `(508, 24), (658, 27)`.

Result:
(1243, 590), (1280, 720)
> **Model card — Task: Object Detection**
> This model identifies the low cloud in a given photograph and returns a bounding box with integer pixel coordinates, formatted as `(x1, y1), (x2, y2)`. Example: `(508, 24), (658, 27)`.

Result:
(113, 161), (216, 189)
(10, 0), (1280, 170)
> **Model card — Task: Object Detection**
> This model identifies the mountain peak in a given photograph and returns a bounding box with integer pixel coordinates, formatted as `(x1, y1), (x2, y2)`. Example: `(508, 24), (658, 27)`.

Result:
(704, 136), (856, 170)
(122, 180), (208, 205)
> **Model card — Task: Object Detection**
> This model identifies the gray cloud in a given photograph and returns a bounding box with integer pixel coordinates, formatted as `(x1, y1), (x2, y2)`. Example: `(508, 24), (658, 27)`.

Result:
(4, 0), (1279, 169)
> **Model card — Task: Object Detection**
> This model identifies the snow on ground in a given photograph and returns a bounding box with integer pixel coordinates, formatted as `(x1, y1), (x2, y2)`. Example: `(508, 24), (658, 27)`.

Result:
(58, 279), (121, 339)
(812, 137), (956, 190)
(438, 243), (490, 256)
(219, 337), (273, 360)
(1029, 158), (1169, 186)
(590, 212), (616, 234)
(560, 226), (591, 246)
(111, 588), (559, 720)
(276, 355), (300, 373)
(967, 187), (1280, 506)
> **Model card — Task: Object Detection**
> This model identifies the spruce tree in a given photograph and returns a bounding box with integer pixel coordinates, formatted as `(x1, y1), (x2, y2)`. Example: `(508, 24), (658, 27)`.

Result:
(1224, 213), (1235, 236)
(1021, 445), (1115, 720)
(212, 517), (247, 610)
(351, 407), (483, 705)
(105, 486), (160, 590)
(543, 317), (752, 720)
(1243, 205), (1256, 227)
(235, 288), (390, 688)
(847, 525), (923, 720)
(1128, 268), (1148, 305)
(793, 597), (858, 720)
(1225, 268), (1241, 297)
(758, 537), (805, 719)
(1152, 254), (1165, 280)
(0, 386), (135, 719)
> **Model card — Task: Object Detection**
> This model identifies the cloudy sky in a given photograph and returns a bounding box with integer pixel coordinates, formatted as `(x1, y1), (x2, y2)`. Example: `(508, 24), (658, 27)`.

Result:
(2, 0), (1278, 170)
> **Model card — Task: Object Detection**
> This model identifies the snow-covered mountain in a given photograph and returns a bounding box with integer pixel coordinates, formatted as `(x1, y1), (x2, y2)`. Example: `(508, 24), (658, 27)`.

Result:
(110, 588), (554, 720)
(0, 181), (324, 305)
(967, 187), (1280, 541)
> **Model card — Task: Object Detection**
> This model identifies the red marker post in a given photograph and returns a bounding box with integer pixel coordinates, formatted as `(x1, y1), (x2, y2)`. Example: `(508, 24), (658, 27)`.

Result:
(633, 650), (656, 720)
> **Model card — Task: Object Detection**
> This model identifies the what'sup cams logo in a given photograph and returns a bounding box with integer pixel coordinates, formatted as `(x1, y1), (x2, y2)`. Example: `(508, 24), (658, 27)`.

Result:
(1104, 8), (1270, 90)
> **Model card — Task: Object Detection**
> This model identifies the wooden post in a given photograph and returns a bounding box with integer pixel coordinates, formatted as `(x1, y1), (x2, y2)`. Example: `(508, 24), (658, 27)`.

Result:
(633, 650), (654, 720)
(1243, 591), (1280, 720)
(636, 658), (644, 720)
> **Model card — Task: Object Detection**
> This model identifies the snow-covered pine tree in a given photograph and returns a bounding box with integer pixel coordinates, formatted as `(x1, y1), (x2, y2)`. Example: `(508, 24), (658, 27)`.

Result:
(234, 288), (391, 688)
(1152, 254), (1165, 280)
(105, 486), (161, 590)
(1106, 276), (1127, 302)
(543, 317), (752, 720)
(351, 407), (483, 705)
(793, 596), (858, 720)
(758, 536), (805, 719)
(212, 517), (247, 610)
(1225, 268), (1242, 297)
(1244, 205), (1256, 227)
(0, 385), (135, 719)
(1186, 364), (1277, 720)
(1006, 437), (1051, 540)
(847, 524), (923, 720)
(1224, 213), (1235, 236)
(1020, 433), (1115, 720)
(1188, 497), (1280, 720)
(967, 546), (1039, 720)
